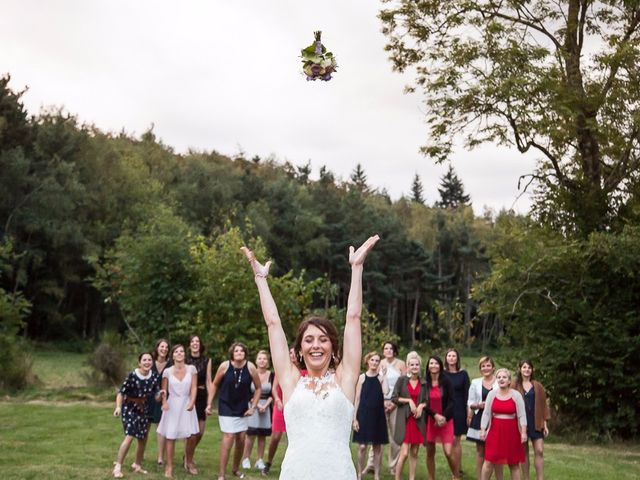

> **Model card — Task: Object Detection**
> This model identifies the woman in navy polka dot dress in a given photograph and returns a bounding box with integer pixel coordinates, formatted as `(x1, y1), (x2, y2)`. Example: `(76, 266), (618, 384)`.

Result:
(112, 352), (162, 478)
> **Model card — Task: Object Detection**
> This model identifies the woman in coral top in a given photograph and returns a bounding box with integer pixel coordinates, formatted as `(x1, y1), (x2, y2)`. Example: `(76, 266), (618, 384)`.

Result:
(480, 368), (527, 480)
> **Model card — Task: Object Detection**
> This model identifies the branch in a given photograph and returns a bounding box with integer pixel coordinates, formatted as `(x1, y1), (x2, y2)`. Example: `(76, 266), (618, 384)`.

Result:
(604, 125), (640, 191)
(476, 5), (563, 51)
(597, 8), (640, 107)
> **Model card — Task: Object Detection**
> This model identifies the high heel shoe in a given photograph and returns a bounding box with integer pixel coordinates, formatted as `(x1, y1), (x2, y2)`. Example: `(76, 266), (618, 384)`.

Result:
(112, 463), (124, 479)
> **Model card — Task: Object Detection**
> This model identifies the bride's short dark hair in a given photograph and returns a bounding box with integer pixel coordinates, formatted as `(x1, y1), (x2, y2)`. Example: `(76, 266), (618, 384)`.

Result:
(294, 316), (341, 369)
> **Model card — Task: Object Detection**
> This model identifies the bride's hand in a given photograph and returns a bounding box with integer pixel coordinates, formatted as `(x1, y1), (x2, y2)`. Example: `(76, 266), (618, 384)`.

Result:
(241, 247), (271, 278)
(349, 235), (380, 267)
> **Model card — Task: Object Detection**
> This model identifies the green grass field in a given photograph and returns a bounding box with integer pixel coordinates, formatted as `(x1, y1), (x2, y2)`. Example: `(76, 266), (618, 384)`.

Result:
(0, 350), (637, 479)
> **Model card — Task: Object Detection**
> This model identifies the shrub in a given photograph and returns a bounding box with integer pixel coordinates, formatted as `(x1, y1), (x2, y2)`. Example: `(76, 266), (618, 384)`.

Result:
(85, 331), (130, 387)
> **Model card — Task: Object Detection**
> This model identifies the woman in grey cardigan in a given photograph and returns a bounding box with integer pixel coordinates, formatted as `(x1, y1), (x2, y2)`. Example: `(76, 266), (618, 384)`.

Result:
(480, 368), (527, 480)
(391, 351), (427, 480)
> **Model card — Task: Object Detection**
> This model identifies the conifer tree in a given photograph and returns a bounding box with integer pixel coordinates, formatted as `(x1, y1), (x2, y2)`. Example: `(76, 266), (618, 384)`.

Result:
(350, 163), (369, 192)
(436, 165), (470, 208)
(411, 173), (425, 204)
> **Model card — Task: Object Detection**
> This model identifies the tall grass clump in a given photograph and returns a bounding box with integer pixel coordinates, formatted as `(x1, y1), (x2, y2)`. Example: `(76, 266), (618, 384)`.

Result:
(84, 330), (130, 387)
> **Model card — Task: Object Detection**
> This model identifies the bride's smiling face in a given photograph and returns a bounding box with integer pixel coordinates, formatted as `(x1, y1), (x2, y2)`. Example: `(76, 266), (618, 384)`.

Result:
(300, 324), (332, 371)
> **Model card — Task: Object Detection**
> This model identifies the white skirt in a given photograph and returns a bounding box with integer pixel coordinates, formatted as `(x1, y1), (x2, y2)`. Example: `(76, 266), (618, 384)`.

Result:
(219, 415), (249, 433)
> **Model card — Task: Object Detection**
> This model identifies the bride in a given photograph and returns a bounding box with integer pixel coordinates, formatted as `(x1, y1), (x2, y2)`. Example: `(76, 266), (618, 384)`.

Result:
(241, 235), (379, 479)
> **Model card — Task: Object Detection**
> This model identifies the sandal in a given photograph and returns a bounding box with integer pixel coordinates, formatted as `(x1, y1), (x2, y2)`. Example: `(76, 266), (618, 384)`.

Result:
(113, 463), (124, 479)
(186, 463), (199, 475)
(232, 472), (246, 479)
(131, 463), (148, 475)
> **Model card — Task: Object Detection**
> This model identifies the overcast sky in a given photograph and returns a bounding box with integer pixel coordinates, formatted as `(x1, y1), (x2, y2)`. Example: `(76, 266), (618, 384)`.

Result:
(2, 0), (538, 214)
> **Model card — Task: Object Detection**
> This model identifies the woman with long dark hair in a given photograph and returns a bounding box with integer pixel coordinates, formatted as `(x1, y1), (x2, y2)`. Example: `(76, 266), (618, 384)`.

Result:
(112, 352), (162, 478)
(185, 334), (212, 474)
(148, 339), (170, 466)
(424, 355), (457, 480)
(513, 360), (550, 480)
(443, 348), (470, 478)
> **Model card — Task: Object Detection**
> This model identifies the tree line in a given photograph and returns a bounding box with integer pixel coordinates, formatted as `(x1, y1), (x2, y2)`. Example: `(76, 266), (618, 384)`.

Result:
(1, 71), (639, 437)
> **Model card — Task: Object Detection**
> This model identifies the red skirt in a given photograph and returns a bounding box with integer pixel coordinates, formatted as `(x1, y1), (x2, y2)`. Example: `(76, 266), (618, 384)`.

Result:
(426, 417), (454, 444)
(403, 415), (425, 444)
(484, 398), (525, 465)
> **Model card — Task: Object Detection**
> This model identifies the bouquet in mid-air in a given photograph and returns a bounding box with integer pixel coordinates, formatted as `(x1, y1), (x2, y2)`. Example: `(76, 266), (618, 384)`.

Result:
(301, 31), (337, 81)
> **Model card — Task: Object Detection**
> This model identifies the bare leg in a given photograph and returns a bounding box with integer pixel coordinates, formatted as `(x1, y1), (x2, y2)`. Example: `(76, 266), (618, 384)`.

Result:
(133, 435), (148, 467)
(480, 460), (494, 480)
(442, 442), (457, 478)
(532, 439), (544, 480)
(164, 439), (175, 478)
(509, 464), (521, 480)
(185, 419), (206, 471)
(242, 434), (255, 464)
(522, 441), (530, 480)
(394, 443), (409, 480)
(232, 432), (246, 473)
(266, 431), (283, 464)
(372, 444), (382, 480)
(476, 443), (485, 480)
(357, 444), (368, 478)
(116, 435), (135, 465)
(426, 442), (436, 480)
(408, 444), (419, 480)
(219, 433), (235, 477)
(495, 464), (504, 480)
(451, 435), (462, 477)
(157, 430), (166, 464)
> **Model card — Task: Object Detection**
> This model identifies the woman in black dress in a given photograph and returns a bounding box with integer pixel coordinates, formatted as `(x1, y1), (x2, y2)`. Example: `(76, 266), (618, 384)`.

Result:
(148, 338), (170, 466)
(112, 352), (162, 478)
(185, 334), (212, 475)
(443, 348), (470, 479)
(207, 342), (262, 480)
(352, 351), (389, 480)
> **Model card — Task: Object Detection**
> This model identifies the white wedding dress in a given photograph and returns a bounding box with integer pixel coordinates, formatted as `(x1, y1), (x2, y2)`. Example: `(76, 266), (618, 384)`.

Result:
(280, 371), (357, 480)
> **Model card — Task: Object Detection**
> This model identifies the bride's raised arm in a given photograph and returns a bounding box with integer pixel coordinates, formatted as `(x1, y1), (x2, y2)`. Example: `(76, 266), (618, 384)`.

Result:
(339, 235), (380, 399)
(241, 247), (299, 397)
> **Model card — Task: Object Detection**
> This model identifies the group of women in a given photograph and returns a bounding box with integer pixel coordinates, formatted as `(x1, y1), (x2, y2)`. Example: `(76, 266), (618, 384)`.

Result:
(110, 235), (550, 480)
(350, 349), (551, 480)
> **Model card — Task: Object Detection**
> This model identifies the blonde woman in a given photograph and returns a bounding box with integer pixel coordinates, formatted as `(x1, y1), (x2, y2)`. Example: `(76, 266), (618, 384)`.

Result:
(480, 368), (527, 480)
(392, 351), (427, 480)
(467, 356), (501, 480)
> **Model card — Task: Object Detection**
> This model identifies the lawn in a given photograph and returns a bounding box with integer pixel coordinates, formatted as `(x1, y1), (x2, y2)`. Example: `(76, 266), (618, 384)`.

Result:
(0, 349), (637, 479)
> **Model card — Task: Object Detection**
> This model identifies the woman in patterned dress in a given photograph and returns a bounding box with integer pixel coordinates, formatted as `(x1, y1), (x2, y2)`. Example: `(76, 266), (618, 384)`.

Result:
(112, 352), (162, 478)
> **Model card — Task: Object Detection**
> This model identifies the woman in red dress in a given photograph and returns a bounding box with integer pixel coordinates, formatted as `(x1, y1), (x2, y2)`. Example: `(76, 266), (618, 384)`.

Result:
(480, 368), (527, 480)
(391, 352), (427, 480)
(424, 355), (457, 480)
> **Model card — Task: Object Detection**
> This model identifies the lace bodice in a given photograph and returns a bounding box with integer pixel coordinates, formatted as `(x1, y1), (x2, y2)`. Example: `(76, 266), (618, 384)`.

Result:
(280, 372), (356, 479)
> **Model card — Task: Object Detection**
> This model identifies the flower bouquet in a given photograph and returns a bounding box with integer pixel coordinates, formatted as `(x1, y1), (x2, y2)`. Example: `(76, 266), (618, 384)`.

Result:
(301, 31), (337, 81)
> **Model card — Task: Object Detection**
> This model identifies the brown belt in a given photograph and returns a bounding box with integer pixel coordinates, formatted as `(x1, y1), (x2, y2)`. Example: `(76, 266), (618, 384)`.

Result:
(125, 396), (147, 413)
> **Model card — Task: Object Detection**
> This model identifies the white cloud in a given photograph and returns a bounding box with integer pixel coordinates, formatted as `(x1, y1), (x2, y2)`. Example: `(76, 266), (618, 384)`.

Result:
(1, 0), (537, 213)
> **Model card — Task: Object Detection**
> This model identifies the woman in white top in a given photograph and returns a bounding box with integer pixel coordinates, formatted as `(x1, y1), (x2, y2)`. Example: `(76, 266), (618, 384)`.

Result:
(157, 344), (199, 478)
(241, 235), (379, 480)
(467, 356), (501, 480)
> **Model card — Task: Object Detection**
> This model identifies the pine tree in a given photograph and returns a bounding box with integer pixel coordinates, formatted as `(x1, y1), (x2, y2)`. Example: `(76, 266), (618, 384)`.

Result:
(350, 163), (369, 192)
(411, 173), (425, 204)
(436, 164), (470, 208)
